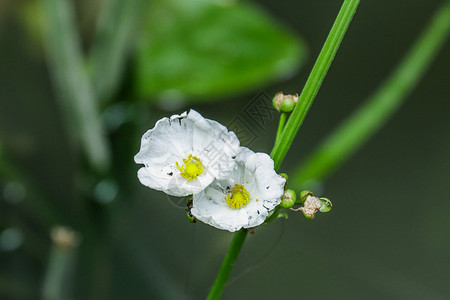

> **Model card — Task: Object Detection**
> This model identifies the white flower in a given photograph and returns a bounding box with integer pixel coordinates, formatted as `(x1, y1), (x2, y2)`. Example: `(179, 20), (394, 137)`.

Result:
(191, 147), (286, 232)
(134, 110), (240, 197)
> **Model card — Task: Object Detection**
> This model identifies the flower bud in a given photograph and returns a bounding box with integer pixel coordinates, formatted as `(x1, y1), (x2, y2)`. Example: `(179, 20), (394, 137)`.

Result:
(299, 190), (313, 204)
(279, 173), (288, 187)
(299, 195), (322, 219)
(319, 197), (332, 213)
(292, 191), (332, 219)
(280, 189), (296, 208)
(272, 92), (299, 112)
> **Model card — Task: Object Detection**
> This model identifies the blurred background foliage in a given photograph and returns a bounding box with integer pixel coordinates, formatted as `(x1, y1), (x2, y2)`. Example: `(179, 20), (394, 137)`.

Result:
(0, 0), (449, 299)
(135, 0), (305, 102)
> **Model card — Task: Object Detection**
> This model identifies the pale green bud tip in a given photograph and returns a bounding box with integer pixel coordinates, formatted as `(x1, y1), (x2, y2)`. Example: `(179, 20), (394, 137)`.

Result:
(280, 173), (288, 181)
(319, 197), (332, 213)
(280, 97), (295, 112)
(272, 93), (280, 110)
(272, 92), (299, 112)
(302, 213), (315, 220)
(280, 189), (297, 208)
(299, 190), (313, 204)
(279, 173), (288, 187)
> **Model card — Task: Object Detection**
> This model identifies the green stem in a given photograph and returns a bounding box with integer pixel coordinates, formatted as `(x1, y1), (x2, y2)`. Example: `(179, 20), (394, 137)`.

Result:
(274, 112), (287, 147)
(270, 0), (360, 170)
(43, 0), (111, 172)
(207, 1), (360, 299)
(206, 229), (248, 300)
(291, 0), (450, 188)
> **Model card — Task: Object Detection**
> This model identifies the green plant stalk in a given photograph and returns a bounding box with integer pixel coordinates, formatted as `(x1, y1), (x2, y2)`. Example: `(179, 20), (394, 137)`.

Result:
(206, 229), (248, 300)
(89, 0), (148, 104)
(274, 112), (287, 147)
(43, 0), (111, 172)
(207, 2), (360, 298)
(291, 0), (450, 188)
(270, 0), (360, 170)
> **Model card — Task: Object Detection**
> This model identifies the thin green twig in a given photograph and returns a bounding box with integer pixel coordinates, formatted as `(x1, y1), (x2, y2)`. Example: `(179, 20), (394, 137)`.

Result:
(207, 1), (360, 299)
(270, 0), (360, 170)
(206, 229), (248, 300)
(291, 0), (450, 188)
(274, 112), (287, 147)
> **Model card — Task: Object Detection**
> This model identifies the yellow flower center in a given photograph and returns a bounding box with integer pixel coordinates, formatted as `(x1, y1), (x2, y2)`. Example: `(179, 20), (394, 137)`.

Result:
(225, 184), (250, 209)
(176, 154), (204, 181)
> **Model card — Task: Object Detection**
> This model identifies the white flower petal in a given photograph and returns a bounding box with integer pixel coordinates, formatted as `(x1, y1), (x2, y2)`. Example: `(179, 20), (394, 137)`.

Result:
(135, 110), (239, 196)
(191, 147), (286, 232)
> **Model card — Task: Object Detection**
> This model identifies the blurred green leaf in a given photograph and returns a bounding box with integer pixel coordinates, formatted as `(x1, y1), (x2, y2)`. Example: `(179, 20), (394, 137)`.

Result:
(135, 0), (307, 103)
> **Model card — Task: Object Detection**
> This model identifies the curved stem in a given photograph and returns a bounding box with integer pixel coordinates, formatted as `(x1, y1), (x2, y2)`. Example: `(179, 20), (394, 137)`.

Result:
(270, 0), (360, 170)
(291, 0), (450, 188)
(206, 229), (248, 300)
(274, 112), (288, 147)
(206, 1), (360, 299)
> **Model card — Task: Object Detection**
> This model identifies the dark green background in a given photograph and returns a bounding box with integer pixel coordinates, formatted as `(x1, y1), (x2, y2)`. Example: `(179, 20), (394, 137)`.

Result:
(0, 0), (449, 299)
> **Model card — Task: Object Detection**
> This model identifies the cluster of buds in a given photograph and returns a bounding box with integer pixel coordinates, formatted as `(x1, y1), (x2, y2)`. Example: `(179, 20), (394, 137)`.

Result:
(277, 173), (332, 220)
(272, 92), (299, 113)
(294, 190), (332, 219)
